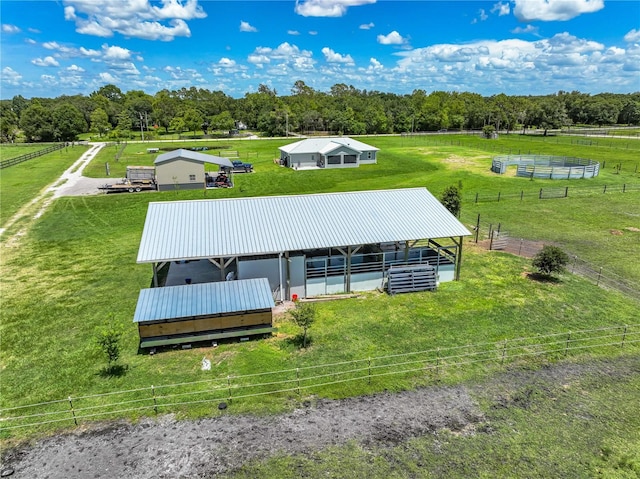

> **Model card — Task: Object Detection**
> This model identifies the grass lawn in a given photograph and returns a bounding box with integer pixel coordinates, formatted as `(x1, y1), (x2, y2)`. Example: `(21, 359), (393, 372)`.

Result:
(1, 134), (639, 445)
(0, 144), (88, 226)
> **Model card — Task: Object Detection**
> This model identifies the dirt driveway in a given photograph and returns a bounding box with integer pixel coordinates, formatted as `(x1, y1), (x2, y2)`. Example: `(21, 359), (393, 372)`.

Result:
(2, 356), (637, 478)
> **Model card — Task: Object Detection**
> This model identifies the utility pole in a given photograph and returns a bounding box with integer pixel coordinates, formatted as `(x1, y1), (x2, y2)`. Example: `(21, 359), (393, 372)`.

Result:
(139, 112), (145, 141)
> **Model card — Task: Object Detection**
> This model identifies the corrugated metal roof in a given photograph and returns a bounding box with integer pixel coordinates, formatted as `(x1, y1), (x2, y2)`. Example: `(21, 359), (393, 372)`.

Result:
(154, 149), (233, 167)
(137, 188), (471, 263)
(133, 278), (274, 323)
(279, 137), (379, 154)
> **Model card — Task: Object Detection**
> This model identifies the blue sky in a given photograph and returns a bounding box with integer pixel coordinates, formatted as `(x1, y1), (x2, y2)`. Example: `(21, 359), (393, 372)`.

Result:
(1, 0), (639, 99)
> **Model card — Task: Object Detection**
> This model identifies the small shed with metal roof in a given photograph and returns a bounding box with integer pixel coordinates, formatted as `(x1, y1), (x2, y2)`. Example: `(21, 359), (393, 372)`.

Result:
(154, 149), (234, 191)
(137, 188), (471, 301)
(134, 278), (275, 348)
(279, 137), (379, 169)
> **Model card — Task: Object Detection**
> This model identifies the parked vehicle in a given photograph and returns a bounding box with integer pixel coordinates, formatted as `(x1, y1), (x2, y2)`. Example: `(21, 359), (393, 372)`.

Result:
(99, 179), (157, 193)
(222, 160), (253, 173)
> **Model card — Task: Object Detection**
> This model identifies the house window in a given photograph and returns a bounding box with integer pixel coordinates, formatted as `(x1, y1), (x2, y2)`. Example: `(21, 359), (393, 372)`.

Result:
(367, 152), (372, 159)
(344, 155), (357, 164)
(189, 174), (196, 181)
(327, 155), (341, 165)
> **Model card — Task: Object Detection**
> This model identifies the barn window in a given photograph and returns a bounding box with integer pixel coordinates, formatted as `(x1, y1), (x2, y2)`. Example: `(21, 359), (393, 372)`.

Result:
(189, 174), (196, 181)
(344, 155), (357, 164)
(327, 155), (341, 165)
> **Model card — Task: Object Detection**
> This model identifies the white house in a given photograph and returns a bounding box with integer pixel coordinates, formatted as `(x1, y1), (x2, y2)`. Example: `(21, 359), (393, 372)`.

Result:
(279, 137), (379, 170)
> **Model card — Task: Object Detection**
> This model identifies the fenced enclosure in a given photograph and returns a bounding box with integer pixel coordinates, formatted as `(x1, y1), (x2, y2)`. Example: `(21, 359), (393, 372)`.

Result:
(0, 143), (65, 169)
(491, 155), (600, 179)
(1, 324), (638, 436)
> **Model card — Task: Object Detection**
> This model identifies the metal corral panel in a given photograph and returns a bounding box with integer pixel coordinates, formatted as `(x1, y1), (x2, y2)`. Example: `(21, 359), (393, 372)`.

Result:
(133, 278), (274, 323)
(137, 188), (471, 263)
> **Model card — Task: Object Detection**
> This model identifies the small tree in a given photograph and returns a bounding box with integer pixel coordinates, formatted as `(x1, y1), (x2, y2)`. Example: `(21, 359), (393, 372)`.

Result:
(482, 124), (496, 138)
(96, 326), (122, 373)
(289, 302), (316, 348)
(532, 245), (569, 277)
(440, 185), (461, 217)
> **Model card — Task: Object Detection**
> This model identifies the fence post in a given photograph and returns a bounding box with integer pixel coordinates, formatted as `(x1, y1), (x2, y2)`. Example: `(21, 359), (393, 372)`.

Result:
(539, 188), (543, 199)
(296, 368), (300, 395)
(497, 192), (501, 202)
(572, 255), (578, 273)
(151, 385), (158, 414)
(368, 358), (372, 384)
(518, 239), (523, 256)
(475, 192), (478, 204)
(520, 190), (524, 201)
(227, 375), (232, 403)
(475, 214), (480, 243)
(603, 185), (607, 194)
(68, 396), (78, 426)
(565, 332), (571, 356)
(597, 267), (602, 286)
(564, 187), (568, 198)
(621, 325), (627, 347)
(623, 184), (626, 193)
(435, 348), (440, 375)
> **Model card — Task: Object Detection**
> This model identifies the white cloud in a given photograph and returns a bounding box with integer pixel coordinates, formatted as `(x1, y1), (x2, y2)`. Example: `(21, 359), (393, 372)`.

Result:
(478, 9), (488, 21)
(63, 0), (206, 41)
(513, 0), (604, 22)
(102, 44), (132, 60)
(79, 47), (101, 57)
(322, 47), (355, 65)
(247, 42), (315, 72)
(2, 24), (21, 33)
(66, 64), (85, 72)
(218, 58), (237, 67)
(309, 31), (318, 35)
(295, 0), (376, 17)
(26, 39), (37, 45)
(377, 31), (406, 45)
(99, 72), (118, 83)
(368, 57), (383, 70)
(32, 56), (60, 67)
(43, 41), (62, 50)
(288, 30), (300, 35)
(359, 22), (374, 30)
(1, 67), (22, 85)
(512, 25), (538, 34)
(624, 29), (640, 43)
(240, 21), (257, 32)
(491, 2), (510, 16)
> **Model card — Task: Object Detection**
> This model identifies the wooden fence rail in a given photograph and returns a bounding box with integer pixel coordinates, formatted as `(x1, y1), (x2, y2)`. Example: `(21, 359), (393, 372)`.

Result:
(1, 324), (638, 435)
(0, 143), (65, 169)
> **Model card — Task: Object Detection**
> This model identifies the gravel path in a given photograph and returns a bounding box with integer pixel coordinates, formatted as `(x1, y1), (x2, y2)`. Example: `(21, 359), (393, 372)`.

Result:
(2, 356), (637, 479)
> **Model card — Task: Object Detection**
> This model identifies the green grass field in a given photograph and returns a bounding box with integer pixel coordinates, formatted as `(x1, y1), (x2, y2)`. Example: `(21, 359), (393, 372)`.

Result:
(0, 144), (88, 225)
(1, 133), (639, 467)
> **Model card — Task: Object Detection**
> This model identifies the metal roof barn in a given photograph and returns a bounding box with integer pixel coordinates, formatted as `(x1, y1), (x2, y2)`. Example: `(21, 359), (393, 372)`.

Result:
(154, 149), (233, 168)
(133, 278), (274, 323)
(137, 188), (471, 264)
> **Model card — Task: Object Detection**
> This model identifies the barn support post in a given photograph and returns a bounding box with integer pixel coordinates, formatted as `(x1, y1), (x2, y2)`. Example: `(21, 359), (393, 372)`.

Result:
(278, 252), (284, 302)
(152, 263), (159, 287)
(285, 251), (291, 300)
(453, 236), (464, 280)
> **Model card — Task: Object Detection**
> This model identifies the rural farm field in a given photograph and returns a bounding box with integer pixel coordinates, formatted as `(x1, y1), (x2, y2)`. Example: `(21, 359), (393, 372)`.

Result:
(1, 133), (639, 477)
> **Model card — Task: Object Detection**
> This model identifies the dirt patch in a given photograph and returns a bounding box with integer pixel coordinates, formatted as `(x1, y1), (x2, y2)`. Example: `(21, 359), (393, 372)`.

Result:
(610, 229), (624, 236)
(3, 356), (637, 478)
(625, 227), (640, 232)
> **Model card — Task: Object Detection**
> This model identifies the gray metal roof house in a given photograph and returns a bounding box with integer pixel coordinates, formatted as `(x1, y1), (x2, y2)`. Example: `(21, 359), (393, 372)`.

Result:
(278, 137), (379, 169)
(154, 149), (233, 191)
(137, 188), (471, 302)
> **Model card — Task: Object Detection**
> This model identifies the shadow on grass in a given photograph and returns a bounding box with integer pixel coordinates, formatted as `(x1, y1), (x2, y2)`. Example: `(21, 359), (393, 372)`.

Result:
(98, 364), (129, 378)
(526, 272), (562, 283)
(282, 334), (314, 350)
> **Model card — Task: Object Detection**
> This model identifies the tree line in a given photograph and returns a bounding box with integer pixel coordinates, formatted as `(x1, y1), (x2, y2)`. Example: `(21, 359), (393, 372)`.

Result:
(1, 81), (638, 143)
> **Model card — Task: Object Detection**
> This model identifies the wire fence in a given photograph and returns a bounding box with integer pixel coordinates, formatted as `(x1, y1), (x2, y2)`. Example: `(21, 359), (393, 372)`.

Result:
(474, 220), (640, 301)
(465, 182), (640, 204)
(0, 143), (65, 169)
(1, 324), (638, 435)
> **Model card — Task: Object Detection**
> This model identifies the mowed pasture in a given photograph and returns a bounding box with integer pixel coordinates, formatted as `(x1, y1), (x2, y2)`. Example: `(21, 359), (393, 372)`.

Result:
(1, 134), (639, 445)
